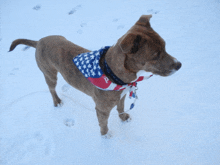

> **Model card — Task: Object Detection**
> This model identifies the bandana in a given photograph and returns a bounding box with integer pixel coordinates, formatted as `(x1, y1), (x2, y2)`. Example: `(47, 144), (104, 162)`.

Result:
(73, 46), (152, 109)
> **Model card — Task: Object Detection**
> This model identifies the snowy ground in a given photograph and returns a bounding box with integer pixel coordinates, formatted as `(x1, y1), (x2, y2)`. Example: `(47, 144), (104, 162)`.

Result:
(0, 0), (220, 164)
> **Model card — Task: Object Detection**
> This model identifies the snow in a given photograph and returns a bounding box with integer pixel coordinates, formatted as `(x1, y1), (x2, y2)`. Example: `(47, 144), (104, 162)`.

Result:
(0, 0), (220, 164)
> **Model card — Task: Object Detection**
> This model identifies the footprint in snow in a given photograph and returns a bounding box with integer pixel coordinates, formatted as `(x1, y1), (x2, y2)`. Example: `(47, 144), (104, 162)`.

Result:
(64, 118), (75, 127)
(117, 25), (125, 30)
(77, 29), (83, 34)
(113, 18), (119, 22)
(33, 5), (41, 11)
(62, 84), (71, 92)
(80, 23), (87, 27)
(77, 23), (87, 34)
(0, 132), (55, 164)
(68, 5), (82, 15)
(147, 9), (159, 14)
(23, 46), (30, 51)
(9, 68), (19, 76)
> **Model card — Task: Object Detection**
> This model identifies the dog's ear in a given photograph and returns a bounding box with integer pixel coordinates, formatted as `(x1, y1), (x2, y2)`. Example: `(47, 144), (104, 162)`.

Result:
(120, 33), (142, 54)
(135, 15), (152, 27)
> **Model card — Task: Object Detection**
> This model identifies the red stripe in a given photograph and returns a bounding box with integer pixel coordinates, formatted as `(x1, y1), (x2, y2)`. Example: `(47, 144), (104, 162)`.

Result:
(136, 76), (144, 82)
(129, 91), (133, 97)
(114, 85), (123, 90)
(88, 75), (111, 89)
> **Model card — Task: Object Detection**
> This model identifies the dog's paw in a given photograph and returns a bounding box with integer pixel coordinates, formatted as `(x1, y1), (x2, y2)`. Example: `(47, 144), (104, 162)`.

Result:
(53, 96), (63, 107)
(119, 113), (131, 122)
(101, 131), (113, 139)
(54, 100), (63, 107)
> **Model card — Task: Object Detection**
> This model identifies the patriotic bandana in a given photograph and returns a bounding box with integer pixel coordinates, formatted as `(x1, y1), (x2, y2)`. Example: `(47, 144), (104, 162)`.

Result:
(73, 46), (152, 109)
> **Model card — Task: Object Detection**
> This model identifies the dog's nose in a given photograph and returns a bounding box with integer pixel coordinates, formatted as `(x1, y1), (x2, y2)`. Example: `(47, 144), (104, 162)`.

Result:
(175, 62), (182, 70)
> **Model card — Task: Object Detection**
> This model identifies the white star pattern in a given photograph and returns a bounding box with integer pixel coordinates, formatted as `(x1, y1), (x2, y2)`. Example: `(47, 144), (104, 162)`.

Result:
(73, 46), (110, 79)
(73, 49), (105, 78)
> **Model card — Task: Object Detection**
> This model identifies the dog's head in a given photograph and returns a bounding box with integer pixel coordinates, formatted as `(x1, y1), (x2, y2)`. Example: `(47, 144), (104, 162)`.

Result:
(117, 15), (181, 77)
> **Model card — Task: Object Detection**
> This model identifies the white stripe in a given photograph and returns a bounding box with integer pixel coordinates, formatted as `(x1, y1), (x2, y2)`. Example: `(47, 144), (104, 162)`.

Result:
(105, 82), (117, 90)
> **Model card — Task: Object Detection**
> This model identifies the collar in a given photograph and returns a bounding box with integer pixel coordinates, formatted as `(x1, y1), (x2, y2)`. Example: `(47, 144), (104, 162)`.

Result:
(103, 59), (127, 86)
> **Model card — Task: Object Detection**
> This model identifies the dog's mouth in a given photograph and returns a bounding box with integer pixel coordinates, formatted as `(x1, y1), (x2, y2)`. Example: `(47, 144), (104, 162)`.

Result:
(144, 60), (182, 77)
(158, 70), (176, 77)
(152, 61), (182, 77)
(153, 70), (174, 77)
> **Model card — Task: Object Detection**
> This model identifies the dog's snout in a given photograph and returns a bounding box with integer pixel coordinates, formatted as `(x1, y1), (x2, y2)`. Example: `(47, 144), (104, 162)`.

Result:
(175, 62), (182, 71)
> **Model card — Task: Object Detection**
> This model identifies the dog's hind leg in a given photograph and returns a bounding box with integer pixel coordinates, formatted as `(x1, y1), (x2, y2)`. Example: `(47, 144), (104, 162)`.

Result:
(117, 95), (130, 121)
(43, 70), (62, 107)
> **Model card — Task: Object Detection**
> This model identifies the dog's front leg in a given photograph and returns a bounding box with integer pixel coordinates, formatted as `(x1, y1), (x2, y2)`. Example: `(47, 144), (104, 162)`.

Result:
(117, 95), (130, 121)
(95, 106), (111, 135)
(93, 91), (119, 136)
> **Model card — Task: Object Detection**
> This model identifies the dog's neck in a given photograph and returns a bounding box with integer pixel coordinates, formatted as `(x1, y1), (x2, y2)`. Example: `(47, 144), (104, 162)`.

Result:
(101, 45), (137, 84)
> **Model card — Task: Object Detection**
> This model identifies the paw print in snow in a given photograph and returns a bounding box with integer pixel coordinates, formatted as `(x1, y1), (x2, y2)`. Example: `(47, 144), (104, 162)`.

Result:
(68, 5), (82, 15)
(113, 18), (119, 22)
(80, 23), (87, 27)
(117, 25), (124, 30)
(9, 68), (19, 76)
(64, 118), (75, 127)
(33, 5), (41, 10)
(147, 9), (159, 14)
(23, 46), (30, 51)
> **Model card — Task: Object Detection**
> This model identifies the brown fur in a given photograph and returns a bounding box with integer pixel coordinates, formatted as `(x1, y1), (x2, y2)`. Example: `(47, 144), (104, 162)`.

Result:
(9, 15), (181, 136)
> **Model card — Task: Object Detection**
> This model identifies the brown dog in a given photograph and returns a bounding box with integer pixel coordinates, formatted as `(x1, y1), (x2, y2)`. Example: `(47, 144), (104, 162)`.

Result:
(9, 15), (181, 136)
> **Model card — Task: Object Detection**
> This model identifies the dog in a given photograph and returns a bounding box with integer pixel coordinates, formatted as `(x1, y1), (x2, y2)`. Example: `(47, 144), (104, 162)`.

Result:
(9, 15), (181, 136)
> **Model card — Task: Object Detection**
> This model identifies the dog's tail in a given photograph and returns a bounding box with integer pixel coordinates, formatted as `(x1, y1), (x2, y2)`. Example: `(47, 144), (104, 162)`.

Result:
(9, 39), (38, 52)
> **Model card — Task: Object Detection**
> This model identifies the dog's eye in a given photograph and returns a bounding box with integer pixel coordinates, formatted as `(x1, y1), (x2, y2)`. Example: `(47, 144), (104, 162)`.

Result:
(152, 52), (160, 61)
